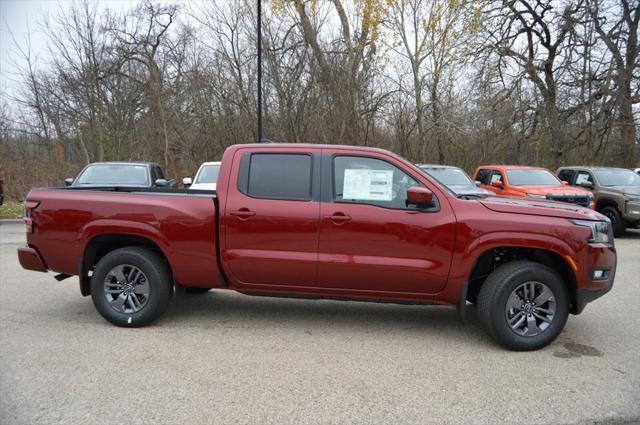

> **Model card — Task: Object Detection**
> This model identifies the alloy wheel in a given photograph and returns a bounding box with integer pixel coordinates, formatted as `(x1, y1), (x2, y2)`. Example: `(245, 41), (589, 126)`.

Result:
(504, 281), (556, 337)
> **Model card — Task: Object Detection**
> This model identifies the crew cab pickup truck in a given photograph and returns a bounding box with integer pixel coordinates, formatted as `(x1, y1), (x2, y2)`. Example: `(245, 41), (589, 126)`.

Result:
(557, 166), (640, 237)
(474, 165), (595, 209)
(18, 144), (616, 351)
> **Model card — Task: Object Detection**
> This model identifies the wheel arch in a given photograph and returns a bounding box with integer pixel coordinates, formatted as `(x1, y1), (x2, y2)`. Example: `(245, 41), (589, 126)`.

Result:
(595, 197), (619, 212)
(467, 246), (578, 314)
(80, 233), (173, 296)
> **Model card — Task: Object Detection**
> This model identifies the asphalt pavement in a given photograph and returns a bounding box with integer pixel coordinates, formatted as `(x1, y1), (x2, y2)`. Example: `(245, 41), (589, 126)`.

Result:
(1, 221), (639, 425)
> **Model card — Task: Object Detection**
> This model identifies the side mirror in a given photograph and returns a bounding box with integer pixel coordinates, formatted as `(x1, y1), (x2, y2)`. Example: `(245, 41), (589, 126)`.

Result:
(579, 181), (594, 189)
(155, 178), (169, 187)
(407, 186), (434, 208)
(182, 177), (193, 187)
(491, 180), (504, 188)
(475, 181), (481, 187)
(64, 178), (74, 186)
(562, 181), (569, 186)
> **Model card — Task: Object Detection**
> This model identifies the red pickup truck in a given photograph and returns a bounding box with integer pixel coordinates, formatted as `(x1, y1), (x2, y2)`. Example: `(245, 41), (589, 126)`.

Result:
(18, 144), (616, 350)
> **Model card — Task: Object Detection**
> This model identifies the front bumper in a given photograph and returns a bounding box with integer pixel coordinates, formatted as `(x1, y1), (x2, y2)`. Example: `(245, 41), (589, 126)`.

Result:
(574, 245), (616, 314)
(623, 201), (640, 223)
(18, 246), (47, 272)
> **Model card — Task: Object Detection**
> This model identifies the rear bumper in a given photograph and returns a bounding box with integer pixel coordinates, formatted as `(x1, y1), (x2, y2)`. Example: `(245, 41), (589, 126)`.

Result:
(18, 246), (47, 272)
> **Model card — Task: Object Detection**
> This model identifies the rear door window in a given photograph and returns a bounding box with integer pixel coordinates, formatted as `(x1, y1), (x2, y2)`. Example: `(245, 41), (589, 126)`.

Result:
(558, 169), (575, 183)
(245, 153), (312, 200)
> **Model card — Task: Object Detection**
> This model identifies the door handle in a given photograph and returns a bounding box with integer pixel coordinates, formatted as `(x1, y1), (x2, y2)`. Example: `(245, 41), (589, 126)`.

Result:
(230, 208), (256, 219)
(325, 212), (351, 223)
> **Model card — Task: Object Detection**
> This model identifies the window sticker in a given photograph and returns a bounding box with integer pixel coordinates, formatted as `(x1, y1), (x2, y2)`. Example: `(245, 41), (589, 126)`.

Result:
(490, 173), (502, 183)
(343, 169), (393, 201)
(575, 173), (590, 185)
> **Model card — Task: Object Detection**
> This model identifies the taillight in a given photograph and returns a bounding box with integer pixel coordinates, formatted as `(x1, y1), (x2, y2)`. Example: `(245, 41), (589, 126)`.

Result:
(23, 200), (40, 234)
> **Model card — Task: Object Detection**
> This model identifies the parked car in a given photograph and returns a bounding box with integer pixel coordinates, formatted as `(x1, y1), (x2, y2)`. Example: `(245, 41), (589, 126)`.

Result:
(418, 164), (492, 197)
(182, 161), (221, 190)
(557, 166), (640, 237)
(18, 144), (616, 351)
(473, 165), (595, 209)
(66, 162), (176, 188)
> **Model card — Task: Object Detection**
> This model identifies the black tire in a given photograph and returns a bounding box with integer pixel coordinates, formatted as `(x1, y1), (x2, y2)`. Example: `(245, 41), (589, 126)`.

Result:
(91, 247), (173, 327)
(600, 206), (626, 237)
(477, 260), (569, 351)
(185, 287), (212, 294)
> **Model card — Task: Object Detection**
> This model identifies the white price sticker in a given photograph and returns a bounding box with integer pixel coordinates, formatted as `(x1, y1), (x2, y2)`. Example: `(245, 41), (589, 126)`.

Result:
(343, 169), (393, 201)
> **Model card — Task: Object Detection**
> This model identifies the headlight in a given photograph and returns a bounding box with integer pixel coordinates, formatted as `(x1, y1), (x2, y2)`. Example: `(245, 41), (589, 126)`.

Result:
(570, 219), (612, 244)
(527, 194), (547, 199)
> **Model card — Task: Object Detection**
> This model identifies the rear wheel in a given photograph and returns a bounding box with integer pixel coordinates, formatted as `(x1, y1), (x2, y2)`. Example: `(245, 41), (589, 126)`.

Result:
(91, 247), (173, 327)
(477, 261), (569, 351)
(601, 206), (626, 237)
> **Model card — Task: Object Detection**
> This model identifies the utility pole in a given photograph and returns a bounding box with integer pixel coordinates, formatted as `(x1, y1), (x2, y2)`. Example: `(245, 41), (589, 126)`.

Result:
(257, 0), (263, 143)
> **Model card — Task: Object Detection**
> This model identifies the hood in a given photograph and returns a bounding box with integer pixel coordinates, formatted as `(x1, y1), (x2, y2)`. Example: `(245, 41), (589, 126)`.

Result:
(480, 196), (604, 220)
(513, 185), (592, 196)
(604, 186), (640, 196)
(448, 184), (492, 196)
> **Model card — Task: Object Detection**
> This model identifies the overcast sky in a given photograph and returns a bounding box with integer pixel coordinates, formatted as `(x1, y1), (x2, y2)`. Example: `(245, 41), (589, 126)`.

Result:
(0, 0), (135, 102)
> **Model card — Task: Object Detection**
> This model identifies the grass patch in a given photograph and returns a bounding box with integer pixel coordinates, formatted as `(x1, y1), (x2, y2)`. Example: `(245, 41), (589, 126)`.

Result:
(0, 201), (23, 219)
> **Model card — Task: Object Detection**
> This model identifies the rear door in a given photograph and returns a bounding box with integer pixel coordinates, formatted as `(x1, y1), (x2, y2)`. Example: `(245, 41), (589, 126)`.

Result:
(222, 148), (321, 287)
(316, 150), (456, 294)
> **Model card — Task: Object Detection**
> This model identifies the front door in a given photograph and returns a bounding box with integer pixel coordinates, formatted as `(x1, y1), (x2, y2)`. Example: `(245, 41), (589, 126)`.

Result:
(317, 151), (456, 294)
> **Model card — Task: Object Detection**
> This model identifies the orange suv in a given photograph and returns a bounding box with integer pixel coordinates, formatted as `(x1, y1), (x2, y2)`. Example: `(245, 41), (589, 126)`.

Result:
(473, 165), (595, 209)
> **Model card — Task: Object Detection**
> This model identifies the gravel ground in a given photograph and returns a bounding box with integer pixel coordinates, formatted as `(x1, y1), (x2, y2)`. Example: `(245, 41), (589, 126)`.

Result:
(1, 221), (639, 425)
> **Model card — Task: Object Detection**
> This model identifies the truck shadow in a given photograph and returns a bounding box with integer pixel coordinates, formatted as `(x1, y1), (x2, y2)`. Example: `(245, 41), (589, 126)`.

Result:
(162, 290), (488, 345)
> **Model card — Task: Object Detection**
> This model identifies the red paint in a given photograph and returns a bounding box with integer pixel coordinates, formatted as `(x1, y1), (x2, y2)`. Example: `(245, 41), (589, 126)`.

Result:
(18, 247), (47, 272)
(18, 144), (616, 313)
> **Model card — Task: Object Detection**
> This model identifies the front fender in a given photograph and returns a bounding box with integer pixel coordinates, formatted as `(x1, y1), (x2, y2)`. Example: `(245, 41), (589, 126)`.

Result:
(436, 231), (578, 305)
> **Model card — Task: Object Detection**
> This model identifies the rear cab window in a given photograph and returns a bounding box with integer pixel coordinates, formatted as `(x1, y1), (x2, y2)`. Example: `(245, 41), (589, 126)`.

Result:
(240, 153), (312, 201)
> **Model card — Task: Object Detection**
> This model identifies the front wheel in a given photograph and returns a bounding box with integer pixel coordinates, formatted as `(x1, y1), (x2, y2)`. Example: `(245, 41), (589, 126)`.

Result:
(91, 247), (173, 327)
(600, 206), (626, 237)
(477, 261), (569, 351)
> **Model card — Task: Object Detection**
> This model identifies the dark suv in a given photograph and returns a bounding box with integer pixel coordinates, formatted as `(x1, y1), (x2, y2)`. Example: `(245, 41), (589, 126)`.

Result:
(557, 166), (640, 236)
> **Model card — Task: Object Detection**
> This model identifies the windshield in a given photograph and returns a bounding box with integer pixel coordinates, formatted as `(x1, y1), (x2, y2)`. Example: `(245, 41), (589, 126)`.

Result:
(506, 169), (561, 186)
(422, 167), (473, 186)
(76, 164), (149, 185)
(195, 164), (221, 184)
(594, 169), (640, 187)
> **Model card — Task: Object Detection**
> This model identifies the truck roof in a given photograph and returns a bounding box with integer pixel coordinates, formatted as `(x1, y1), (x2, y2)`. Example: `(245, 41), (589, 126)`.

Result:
(227, 142), (394, 152)
(417, 164), (461, 169)
(476, 165), (548, 170)
(87, 161), (161, 167)
(557, 166), (630, 171)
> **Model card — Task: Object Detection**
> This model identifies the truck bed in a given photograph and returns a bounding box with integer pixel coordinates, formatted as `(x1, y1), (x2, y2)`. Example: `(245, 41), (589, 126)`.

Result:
(24, 187), (221, 288)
